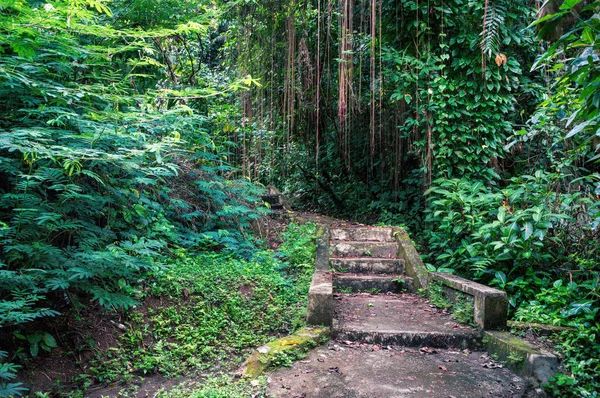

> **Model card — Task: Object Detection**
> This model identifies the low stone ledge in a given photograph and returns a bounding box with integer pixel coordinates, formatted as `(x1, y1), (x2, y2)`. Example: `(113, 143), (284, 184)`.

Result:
(484, 330), (558, 386)
(392, 227), (429, 290)
(306, 271), (333, 326)
(315, 225), (330, 271)
(236, 326), (330, 379)
(507, 320), (575, 335)
(430, 273), (508, 330)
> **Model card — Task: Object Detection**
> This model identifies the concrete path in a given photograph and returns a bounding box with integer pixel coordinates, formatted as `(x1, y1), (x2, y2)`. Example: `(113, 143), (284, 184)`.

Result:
(267, 343), (528, 398)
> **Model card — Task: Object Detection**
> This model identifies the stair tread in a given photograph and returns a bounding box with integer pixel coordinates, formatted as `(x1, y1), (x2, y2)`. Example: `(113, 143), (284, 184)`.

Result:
(331, 227), (393, 230)
(334, 273), (407, 279)
(330, 257), (402, 261)
(333, 293), (478, 336)
(330, 241), (397, 244)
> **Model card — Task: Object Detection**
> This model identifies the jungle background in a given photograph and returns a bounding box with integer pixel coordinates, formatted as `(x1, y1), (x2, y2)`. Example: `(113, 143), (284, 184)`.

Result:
(0, 0), (599, 396)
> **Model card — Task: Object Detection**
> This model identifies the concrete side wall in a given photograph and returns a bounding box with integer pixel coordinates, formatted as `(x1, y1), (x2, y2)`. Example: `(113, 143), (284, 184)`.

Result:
(484, 330), (558, 387)
(392, 227), (429, 290)
(306, 225), (333, 326)
(430, 273), (508, 330)
(315, 225), (330, 271)
(306, 271), (333, 326)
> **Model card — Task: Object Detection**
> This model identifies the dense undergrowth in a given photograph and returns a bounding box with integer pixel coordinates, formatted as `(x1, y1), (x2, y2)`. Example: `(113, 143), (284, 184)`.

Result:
(90, 222), (315, 388)
(1, 0), (600, 396)
(19, 222), (315, 396)
(0, 1), (265, 395)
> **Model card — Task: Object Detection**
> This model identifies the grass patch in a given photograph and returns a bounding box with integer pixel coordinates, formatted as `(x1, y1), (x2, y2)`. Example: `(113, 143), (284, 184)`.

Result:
(88, 222), (316, 387)
(154, 377), (268, 398)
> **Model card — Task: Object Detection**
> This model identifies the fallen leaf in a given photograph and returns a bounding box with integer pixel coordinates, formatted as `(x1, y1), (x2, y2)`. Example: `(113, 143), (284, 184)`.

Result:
(420, 346), (437, 354)
(439, 365), (448, 372)
(495, 53), (508, 66)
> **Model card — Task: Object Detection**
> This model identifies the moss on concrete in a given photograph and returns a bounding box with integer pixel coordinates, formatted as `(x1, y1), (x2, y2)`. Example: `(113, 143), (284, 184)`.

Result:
(483, 330), (558, 385)
(237, 327), (330, 379)
(392, 227), (429, 290)
(507, 320), (575, 335)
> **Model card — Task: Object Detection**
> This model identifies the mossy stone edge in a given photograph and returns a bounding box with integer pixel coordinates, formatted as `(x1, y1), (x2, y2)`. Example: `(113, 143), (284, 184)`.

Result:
(484, 330), (558, 386)
(237, 327), (331, 379)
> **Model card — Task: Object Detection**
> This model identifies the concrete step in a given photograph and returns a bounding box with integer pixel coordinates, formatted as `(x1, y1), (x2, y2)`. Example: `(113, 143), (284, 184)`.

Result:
(330, 227), (393, 242)
(329, 241), (398, 258)
(262, 194), (283, 206)
(330, 258), (404, 274)
(333, 293), (482, 349)
(333, 274), (413, 293)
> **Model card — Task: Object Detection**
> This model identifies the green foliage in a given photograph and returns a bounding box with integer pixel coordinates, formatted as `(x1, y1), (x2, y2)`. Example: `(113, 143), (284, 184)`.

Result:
(276, 222), (318, 276)
(154, 376), (267, 398)
(0, 0), (264, 335)
(0, 350), (27, 398)
(532, 0), (600, 160)
(13, 331), (57, 358)
(90, 222), (316, 384)
(427, 281), (475, 326)
(424, 171), (599, 292)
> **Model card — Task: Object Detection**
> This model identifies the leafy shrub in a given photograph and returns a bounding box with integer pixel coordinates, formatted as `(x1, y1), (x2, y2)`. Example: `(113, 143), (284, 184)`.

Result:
(424, 171), (599, 296)
(0, 0), (265, 334)
(0, 350), (28, 398)
(90, 222), (316, 383)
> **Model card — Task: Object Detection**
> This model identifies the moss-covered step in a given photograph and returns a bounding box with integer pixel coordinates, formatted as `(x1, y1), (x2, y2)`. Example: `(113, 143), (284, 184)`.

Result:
(330, 227), (394, 242)
(330, 241), (398, 258)
(329, 258), (404, 274)
(236, 327), (330, 379)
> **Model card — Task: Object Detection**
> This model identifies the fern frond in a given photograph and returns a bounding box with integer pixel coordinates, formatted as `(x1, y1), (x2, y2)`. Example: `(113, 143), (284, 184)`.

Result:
(480, 2), (506, 58)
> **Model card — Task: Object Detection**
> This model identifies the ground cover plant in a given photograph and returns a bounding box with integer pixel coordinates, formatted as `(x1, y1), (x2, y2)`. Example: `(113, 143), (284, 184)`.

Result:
(90, 222), (316, 386)
(9, 221), (315, 396)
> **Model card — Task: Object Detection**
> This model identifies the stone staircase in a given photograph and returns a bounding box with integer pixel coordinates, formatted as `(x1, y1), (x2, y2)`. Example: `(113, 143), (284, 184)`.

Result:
(255, 222), (560, 396)
(328, 227), (413, 292)
(303, 224), (558, 387)
(328, 226), (481, 349)
(250, 222), (561, 396)
(329, 227), (412, 294)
